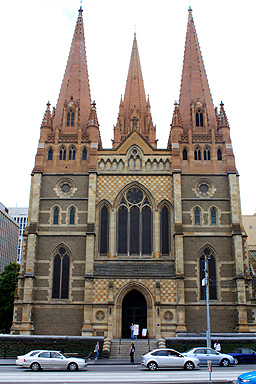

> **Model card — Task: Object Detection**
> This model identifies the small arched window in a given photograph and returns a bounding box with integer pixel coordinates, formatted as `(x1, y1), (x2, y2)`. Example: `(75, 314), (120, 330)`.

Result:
(183, 148), (188, 160)
(69, 207), (75, 225)
(195, 208), (200, 225)
(69, 147), (76, 160)
(211, 208), (217, 226)
(217, 148), (222, 161)
(67, 111), (75, 127)
(48, 148), (53, 160)
(52, 246), (70, 299)
(59, 147), (66, 160)
(199, 248), (217, 300)
(204, 148), (211, 161)
(194, 147), (201, 160)
(53, 207), (59, 225)
(196, 110), (204, 127)
(82, 147), (87, 160)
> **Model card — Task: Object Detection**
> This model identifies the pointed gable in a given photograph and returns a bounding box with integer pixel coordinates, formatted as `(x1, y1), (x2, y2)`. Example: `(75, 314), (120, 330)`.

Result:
(113, 34), (156, 148)
(53, 7), (91, 133)
(179, 7), (217, 132)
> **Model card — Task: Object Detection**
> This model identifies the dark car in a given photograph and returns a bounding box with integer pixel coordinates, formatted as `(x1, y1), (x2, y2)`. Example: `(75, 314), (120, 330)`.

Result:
(229, 348), (256, 364)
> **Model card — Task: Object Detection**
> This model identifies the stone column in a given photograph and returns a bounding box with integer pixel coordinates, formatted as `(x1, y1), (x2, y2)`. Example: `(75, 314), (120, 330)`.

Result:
(228, 173), (249, 332)
(11, 173), (42, 334)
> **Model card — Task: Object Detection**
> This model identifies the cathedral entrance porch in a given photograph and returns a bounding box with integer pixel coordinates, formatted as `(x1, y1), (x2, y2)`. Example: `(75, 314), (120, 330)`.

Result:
(122, 289), (147, 338)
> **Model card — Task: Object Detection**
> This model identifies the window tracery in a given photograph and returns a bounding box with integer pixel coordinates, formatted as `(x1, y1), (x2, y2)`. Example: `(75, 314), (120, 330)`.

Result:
(52, 246), (70, 299)
(117, 187), (152, 255)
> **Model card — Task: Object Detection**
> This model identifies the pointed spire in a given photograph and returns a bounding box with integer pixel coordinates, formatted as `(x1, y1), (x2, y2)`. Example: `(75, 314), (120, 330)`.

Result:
(112, 34), (156, 148)
(179, 7), (217, 132)
(53, 7), (91, 133)
(171, 101), (183, 128)
(218, 101), (230, 128)
(41, 101), (52, 129)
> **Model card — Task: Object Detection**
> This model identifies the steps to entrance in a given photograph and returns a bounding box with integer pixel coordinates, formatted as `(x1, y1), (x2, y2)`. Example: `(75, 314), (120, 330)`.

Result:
(110, 339), (158, 360)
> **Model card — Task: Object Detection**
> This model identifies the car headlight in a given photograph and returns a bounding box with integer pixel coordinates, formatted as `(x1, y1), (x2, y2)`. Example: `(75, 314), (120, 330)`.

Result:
(239, 379), (251, 383)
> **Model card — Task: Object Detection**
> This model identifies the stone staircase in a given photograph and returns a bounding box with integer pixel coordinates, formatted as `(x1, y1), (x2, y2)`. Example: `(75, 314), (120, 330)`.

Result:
(110, 339), (158, 360)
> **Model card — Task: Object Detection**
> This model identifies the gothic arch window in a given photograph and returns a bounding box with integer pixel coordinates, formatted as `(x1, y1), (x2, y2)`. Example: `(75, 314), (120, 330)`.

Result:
(48, 147), (53, 160)
(161, 205), (171, 255)
(68, 146), (76, 160)
(183, 148), (188, 160)
(69, 207), (75, 225)
(199, 248), (217, 300)
(117, 187), (152, 255)
(210, 207), (217, 226)
(128, 147), (142, 170)
(82, 147), (87, 160)
(204, 147), (211, 161)
(52, 246), (70, 299)
(194, 207), (201, 226)
(217, 148), (222, 161)
(53, 207), (59, 225)
(59, 146), (66, 160)
(194, 147), (201, 160)
(99, 205), (109, 255)
(67, 110), (75, 127)
(196, 110), (204, 127)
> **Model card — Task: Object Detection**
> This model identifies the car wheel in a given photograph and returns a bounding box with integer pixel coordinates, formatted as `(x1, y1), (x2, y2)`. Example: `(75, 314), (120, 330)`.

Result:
(184, 361), (195, 370)
(220, 358), (230, 367)
(30, 362), (41, 371)
(68, 362), (78, 371)
(233, 357), (239, 365)
(147, 361), (158, 371)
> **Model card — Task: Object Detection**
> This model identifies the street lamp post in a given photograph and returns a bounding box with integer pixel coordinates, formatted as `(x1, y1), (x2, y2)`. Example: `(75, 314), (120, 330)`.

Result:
(204, 252), (211, 348)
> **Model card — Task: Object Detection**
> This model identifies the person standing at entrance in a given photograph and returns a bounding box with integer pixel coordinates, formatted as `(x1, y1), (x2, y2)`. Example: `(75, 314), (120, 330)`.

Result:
(130, 323), (134, 340)
(130, 343), (135, 363)
(214, 341), (221, 352)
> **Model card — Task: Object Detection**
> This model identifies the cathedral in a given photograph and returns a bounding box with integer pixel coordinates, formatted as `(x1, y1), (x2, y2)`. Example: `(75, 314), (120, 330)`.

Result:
(11, 6), (255, 338)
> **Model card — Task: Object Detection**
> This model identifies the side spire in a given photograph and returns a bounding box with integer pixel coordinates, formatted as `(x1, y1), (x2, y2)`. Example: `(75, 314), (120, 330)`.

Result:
(179, 7), (217, 132)
(112, 34), (156, 148)
(53, 6), (91, 133)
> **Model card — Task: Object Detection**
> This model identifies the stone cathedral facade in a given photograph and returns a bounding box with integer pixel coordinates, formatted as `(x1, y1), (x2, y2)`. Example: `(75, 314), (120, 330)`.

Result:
(11, 7), (255, 338)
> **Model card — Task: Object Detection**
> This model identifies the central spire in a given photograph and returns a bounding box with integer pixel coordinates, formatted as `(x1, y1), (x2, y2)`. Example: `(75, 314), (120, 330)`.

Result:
(179, 7), (217, 132)
(112, 34), (156, 148)
(53, 7), (91, 133)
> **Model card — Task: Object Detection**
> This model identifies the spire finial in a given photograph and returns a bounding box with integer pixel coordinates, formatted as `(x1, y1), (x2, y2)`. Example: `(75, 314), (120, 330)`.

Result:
(79, 0), (83, 13)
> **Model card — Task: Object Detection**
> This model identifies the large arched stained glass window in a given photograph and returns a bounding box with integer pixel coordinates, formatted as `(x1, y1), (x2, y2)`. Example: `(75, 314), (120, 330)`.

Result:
(99, 205), (109, 255)
(117, 187), (152, 255)
(161, 206), (170, 255)
(199, 248), (217, 300)
(52, 247), (70, 299)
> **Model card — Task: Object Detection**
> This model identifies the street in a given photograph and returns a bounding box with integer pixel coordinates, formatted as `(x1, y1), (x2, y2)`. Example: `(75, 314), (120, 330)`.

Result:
(0, 363), (253, 383)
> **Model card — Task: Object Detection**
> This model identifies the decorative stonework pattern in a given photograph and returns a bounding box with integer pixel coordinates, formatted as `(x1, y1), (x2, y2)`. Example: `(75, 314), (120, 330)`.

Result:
(93, 278), (177, 304)
(164, 310), (173, 321)
(95, 310), (105, 321)
(96, 176), (173, 205)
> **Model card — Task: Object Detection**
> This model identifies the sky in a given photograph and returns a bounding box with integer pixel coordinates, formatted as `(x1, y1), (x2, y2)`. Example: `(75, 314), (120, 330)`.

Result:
(0, 0), (255, 215)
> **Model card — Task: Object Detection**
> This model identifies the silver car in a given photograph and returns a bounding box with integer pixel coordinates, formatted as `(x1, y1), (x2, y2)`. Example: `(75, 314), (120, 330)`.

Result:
(21, 350), (87, 371)
(16, 350), (41, 366)
(141, 348), (200, 371)
(184, 347), (235, 366)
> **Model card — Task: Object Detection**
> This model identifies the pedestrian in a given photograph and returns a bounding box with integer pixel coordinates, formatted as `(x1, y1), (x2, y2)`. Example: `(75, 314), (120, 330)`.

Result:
(130, 343), (135, 363)
(94, 342), (99, 359)
(130, 323), (134, 340)
(214, 341), (221, 352)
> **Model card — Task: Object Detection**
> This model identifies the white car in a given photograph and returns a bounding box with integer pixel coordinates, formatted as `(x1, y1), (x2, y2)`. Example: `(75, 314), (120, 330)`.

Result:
(21, 350), (87, 371)
(184, 347), (235, 366)
(16, 350), (41, 366)
(141, 348), (200, 370)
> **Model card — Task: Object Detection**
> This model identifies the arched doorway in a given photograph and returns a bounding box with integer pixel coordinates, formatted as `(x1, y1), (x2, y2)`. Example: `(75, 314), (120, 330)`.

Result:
(122, 289), (147, 338)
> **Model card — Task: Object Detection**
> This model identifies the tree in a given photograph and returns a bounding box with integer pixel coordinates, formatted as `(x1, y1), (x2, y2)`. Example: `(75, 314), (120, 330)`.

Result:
(0, 263), (20, 333)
